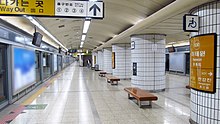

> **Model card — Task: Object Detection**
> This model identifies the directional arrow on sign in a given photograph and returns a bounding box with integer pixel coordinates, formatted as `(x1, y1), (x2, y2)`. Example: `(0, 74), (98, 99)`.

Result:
(89, 4), (100, 16)
(208, 72), (213, 76)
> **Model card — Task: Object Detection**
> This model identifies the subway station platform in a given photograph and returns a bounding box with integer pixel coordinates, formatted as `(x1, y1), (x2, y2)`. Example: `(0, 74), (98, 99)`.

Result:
(0, 62), (190, 124)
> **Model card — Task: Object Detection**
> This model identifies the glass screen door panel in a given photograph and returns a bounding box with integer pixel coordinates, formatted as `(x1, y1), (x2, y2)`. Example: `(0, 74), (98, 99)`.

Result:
(35, 51), (41, 82)
(0, 44), (7, 102)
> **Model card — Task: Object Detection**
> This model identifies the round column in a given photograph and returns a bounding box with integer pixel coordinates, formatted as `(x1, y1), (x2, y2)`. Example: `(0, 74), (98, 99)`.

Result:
(112, 44), (131, 79)
(92, 52), (97, 68)
(97, 50), (103, 71)
(103, 48), (112, 73)
(190, 1), (220, 124)
(131, 34), (166, 91)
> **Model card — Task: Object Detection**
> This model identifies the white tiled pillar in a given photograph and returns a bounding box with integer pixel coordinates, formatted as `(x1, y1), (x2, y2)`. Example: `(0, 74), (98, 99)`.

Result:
(131, 34), (166, 91)
(97, 50), (103, 71)
(190, 1), (220, 124)
(112, 44), (131, 79)
(79, 54), (83, 67)
(103, 48), (112, 73)
(92, 52), (97, 67)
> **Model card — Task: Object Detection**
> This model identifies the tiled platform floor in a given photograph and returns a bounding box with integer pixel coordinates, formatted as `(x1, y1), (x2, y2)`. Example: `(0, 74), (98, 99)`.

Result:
(0, 62), (190, 124)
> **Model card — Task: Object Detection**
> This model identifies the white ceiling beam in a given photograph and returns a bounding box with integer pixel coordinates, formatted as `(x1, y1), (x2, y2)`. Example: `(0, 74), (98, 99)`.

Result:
(93, 0), (212, 51)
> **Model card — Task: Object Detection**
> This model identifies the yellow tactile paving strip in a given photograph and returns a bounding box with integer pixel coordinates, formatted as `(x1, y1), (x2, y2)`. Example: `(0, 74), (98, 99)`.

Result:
(21, 70), (65, 105)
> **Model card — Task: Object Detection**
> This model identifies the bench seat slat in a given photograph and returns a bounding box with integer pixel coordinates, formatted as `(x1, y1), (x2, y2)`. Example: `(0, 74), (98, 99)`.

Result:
(105, 75), (120, 81)
(124, 87), (158, 107)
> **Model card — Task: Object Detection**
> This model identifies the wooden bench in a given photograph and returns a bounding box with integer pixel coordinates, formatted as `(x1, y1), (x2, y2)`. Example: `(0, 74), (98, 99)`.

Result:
(105, 75), (120, 85)
(124, 87), (158, 108)
(99, 71), (107, 77)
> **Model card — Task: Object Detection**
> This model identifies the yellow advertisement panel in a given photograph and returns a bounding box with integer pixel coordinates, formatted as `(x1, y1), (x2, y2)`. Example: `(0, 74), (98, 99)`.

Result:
(0, 0), (54, 16)
(112, 52), (115, 69)
(190, 33), (217, 93)
(94, 56), (96, 65)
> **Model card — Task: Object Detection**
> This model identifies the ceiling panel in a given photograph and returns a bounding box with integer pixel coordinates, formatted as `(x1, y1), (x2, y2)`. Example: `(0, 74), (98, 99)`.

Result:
(36, 0), (175, 49)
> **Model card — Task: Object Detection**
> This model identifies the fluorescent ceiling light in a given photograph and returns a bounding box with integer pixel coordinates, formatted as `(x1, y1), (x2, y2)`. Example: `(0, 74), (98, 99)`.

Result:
(167, 42), (176, 45)
(81, 42), (84, 45)
(113, 35), (118, 38)
(24, 16), (68, 51)
(81, 34), (86, 41)
(134, 19), (144, 25)
(83, 20), (91, 34)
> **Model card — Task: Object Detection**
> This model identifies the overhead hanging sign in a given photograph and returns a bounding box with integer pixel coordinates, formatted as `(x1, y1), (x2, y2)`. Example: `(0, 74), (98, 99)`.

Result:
(190, 33), (217, 93)
(0, 0), (104, 19)
(0, 0), (54, 16)
(183, 14), (199, 32)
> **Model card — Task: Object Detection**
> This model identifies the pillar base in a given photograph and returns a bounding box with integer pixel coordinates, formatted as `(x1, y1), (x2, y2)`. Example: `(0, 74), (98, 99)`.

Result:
(149, 89), (165, 93)
(189, 118), (197, 124)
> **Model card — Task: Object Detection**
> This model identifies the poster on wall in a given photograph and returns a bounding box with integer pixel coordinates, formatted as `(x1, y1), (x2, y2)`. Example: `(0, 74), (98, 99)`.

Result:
(133, 62), (137, 76)
(94, 56), (96, 65)
(190, 33), (217, 93)
(13, 47), (36, 95)
(54, 54), (58, 72)
(112, 52), (115, 69)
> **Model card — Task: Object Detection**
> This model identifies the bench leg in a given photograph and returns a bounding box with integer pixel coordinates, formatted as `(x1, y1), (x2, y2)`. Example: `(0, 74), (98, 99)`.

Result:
(128, 94), (130, 99)
(138, 101), (141, 108)
(149, 101), (152, 106)
(111, 81), (116, 85)
(107, 79), (110, 83)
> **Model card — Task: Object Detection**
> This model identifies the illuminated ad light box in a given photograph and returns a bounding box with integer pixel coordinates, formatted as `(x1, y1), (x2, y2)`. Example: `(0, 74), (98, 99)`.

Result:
(112, 52), (115, 69)
(190, 33), (217, 93)
(13, 47), (36, 95)
(54, 54), (57, 72)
